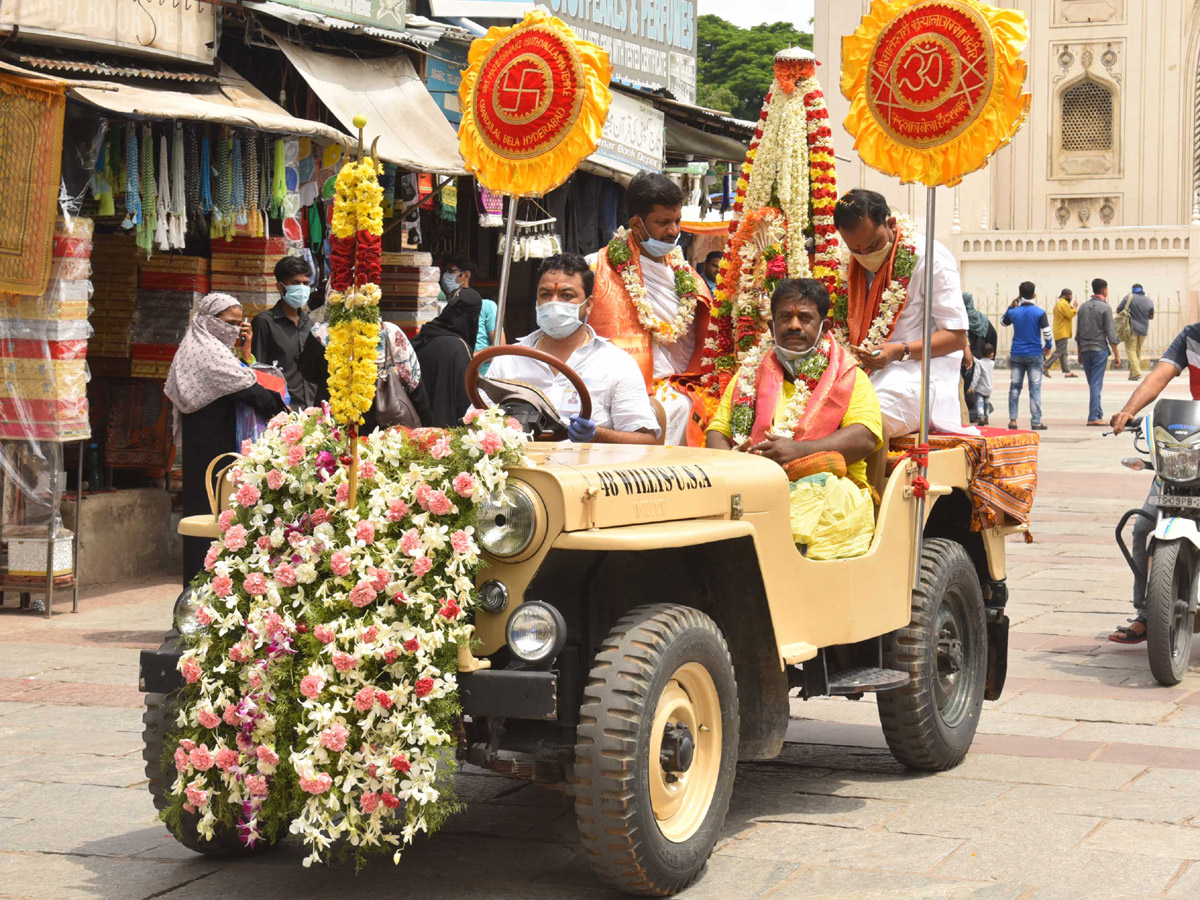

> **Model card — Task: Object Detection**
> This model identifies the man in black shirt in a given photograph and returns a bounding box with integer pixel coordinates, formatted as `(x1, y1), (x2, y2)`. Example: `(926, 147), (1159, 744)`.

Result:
(251, 256), (327, 409)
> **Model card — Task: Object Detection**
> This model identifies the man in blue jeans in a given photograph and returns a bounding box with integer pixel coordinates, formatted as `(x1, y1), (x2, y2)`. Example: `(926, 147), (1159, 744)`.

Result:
(1001, 281), (1053, 430)
(1075, 278), (1123, 425)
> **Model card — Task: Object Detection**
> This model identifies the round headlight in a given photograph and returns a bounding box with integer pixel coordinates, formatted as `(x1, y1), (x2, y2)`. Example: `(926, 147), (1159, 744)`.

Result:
(478, 580), (509, 613)
(478, 484), (538, 558)
(505, 601), (566, 665)
(173, 588), (204, 635)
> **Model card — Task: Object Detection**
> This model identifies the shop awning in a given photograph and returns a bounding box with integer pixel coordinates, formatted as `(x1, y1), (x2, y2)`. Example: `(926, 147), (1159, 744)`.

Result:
(665, 117), (748, 165)
(272, 37), (467, 176)
(65, 64), (349, 145)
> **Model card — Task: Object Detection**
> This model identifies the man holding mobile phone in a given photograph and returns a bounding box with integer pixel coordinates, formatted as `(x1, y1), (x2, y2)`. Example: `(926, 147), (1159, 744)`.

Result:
(250, 256), (328, 409)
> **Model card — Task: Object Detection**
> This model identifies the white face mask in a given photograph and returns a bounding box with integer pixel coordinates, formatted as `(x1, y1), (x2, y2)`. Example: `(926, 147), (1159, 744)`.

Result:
(852, 242), (893, 274)
(536, 300), (586, 339)
(773, 323), (824, 378)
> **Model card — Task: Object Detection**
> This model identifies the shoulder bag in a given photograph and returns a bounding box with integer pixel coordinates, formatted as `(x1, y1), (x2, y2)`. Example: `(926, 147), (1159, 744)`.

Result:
(374, 328), (422, 429)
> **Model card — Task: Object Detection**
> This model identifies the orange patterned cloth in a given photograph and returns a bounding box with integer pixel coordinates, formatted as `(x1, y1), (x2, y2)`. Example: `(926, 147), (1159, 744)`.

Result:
(890, 428), (1039, 531)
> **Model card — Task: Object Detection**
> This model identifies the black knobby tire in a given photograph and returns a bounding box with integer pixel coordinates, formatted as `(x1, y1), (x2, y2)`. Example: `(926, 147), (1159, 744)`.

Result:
(1146, 540), (1196, 687)
(144, 688), (271, 856)
(878, 538), (987, 771)
(574, 605), (739, 896)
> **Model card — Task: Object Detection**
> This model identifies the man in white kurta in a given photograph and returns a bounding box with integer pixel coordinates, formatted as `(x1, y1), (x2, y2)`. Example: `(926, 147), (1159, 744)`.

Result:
(834, 189), (973, 437)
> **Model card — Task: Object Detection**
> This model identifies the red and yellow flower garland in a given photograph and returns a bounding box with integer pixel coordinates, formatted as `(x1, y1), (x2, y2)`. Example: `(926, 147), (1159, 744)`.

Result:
(327, 157), (383, 426)
(699, 52), (840, 404)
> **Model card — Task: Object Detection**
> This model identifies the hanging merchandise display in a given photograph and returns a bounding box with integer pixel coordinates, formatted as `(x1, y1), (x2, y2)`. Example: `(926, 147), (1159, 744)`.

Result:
(698, 48), (840, 404)
(169, 124), (187, 249)
(154, 133), (171, 252)
(497, 217), (562, 261)
(138, 125), (157, 255)
(478, 186), (504, 227)
(91, 122), (115, 218)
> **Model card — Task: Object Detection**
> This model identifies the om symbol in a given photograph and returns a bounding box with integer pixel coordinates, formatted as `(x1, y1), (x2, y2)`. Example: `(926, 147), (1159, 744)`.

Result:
(897, 45), (944, 93)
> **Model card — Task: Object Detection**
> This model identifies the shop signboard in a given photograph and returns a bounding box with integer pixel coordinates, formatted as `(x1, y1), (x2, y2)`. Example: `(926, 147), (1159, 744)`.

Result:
(534, 0), (697, 105)
(0, 0), (217, 64)
(593, 91), (664, 174)
(265, 0), (406, 30)
(424, 43), (470, 126)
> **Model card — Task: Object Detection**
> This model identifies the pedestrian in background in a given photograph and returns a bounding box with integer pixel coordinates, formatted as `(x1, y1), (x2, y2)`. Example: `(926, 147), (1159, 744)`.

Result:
(701, 251), (722, 294)
(1076, 278), (1122, 425)
(251, 256), (327, 410)
(1116, 284), (1155, 381)
(1045, 288), (1078, 378)
(1002, 282), (1052, 431)
(961, 292), (996, 423)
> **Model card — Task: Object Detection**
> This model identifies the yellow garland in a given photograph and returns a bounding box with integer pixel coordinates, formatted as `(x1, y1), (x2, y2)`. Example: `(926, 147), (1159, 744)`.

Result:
(326, 318), (381, 425)
(841, 0), (1030, 187)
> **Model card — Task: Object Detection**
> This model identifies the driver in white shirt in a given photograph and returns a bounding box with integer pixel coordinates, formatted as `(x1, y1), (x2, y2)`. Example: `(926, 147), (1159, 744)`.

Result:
(483, 254), (661, 444)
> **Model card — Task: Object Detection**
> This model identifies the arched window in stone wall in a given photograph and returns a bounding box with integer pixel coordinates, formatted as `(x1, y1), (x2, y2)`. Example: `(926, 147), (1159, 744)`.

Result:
(1061, 80), (1113, 152)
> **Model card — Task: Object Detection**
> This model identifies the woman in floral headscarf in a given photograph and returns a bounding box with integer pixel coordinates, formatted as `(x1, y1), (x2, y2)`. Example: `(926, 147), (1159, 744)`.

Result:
(166, 293), (287, 585)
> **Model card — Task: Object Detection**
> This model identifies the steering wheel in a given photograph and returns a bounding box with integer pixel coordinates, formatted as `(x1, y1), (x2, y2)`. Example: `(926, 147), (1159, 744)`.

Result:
(465, 344), (593, 440)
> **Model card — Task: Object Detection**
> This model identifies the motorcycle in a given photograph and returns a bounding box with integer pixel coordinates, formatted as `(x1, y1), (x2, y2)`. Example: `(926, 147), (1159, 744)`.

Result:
(1114, 400), (1200, 685)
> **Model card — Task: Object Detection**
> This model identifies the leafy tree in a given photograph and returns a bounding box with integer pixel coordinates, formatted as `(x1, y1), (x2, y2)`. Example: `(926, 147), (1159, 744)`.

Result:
(697, 15), (814, 120)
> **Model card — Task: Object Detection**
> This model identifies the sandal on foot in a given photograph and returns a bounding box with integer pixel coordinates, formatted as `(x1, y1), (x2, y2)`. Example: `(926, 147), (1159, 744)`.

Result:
(1109, 617), (1148, 644)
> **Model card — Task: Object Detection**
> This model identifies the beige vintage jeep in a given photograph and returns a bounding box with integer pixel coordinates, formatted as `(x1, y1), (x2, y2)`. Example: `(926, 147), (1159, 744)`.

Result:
(138, 347), (1022, 896)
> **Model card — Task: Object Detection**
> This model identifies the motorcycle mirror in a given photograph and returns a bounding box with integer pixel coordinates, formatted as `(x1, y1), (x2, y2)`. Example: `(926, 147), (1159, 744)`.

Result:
(1121, 457), (1151, 472)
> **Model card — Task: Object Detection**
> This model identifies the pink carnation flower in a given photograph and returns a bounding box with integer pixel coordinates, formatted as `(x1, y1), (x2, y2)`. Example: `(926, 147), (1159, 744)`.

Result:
(450, 530), (471, 554)
(415, 483), (431, 509)
(300, 773), (332, 795)
(195, 606), (213, 626)
(266, 470), (285, 491)
(243, 573), (268, 597)
(287, 530), (305, 549)
(330, 551), (352, 577)
(174, 747), (189, 772)
(404, 638), (419, 653)
(197, 709), (220, 729)
(314, 624), (336, 644)
(355, 521), (376, 544)
(311, 508), (330, 526)
(241, 439), (253, 455)
(415, 677), (434, 698)
(299, 674), (323, 699)
(214, 747), (238, 771)
(255, 535), (272, 553)
(391, 753), (411, 773)
(185, 784), (209, 808)
(360, 792), (381, 814)
(203, 544), (221, 571)
(217, 510), (234, 532)
(336, 483), (350, 503)
(375, 691), (393, 710)
(369, 567), (390, 592)
(228, 643), (252, 663)
(430, 436), (452, 459)
(287, 445), (305, 467)
(189, 745), (214, 771)
(268, 412), (289, 429)
(384, 648), (400, 664)
(439, 598), (462, 621)
(359, 461), (377, 479)
(256, 745), (279, 767)
(413, 557), (432, 577)
(463, 408), (481, 425)
(212, 574), (233, 598)
(181, 659), (202, 684)
(353, 686), (376, 712)
(333, 651), (358, 672)
(452, 472), (476, 498)
(235, 483), (261, 508)
(223, 524), (248, 552)
(319, 723), (349, 752)
(222, 705), (240, 726)
(427, 490), (452, 516)
(361, 626), (379, 643)
(349, 580), (377, 608)
(387, 499), (409, 522)
(480, 431), (503, 455)
(274, 563), (297, 587)
(180, 739), (196, 752)
(281, 423), (304, 446)
(400, 529), (421, 553)
(245, 774), (270, 797)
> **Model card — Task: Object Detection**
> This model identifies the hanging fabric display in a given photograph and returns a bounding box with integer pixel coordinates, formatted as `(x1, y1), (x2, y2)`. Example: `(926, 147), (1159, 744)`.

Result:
(199, 133), (213, 215)
(123, 125), (141, 232)
(184, 125), (200, 223)
(170, 123), (187, 248)
(438, 180), (457, 223)
(478, 185), (503, 227)
(154, 132), (171, 251)
(138, 125), (157, 254)
(212, 131), (233, 239)
(245, 134), (261, 237)
(91, 120), (114, 217)
(270, 138), (286, 219)
(230, 135), (246, 226)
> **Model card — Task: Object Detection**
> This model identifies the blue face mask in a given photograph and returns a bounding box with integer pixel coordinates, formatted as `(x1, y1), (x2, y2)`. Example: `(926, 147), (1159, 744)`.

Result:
(441, 273), (461, 296)
(636, 223), (679, 259)
(283, 284), (310, 309)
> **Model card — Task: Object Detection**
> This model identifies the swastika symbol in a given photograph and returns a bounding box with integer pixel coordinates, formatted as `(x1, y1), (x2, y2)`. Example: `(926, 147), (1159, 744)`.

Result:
(498, 66), (543, 116)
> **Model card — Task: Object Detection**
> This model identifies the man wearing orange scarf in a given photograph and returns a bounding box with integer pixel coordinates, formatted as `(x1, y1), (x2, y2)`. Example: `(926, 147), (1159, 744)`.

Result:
(590, 173), (713, 446)
(707, 278), (882, 559)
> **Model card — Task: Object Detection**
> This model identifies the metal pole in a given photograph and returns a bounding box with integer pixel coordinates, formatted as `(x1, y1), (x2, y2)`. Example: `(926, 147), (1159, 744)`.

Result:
(492, 196), (518, 348)
(912, 185), (938, 592)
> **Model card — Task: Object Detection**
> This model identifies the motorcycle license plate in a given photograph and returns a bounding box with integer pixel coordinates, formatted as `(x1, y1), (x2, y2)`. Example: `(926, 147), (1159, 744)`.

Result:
(1152, 494), (1200, 509)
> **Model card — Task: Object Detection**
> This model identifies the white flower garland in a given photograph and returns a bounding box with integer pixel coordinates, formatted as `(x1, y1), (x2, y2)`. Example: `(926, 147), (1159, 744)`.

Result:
(730, 337), (829, 447)
(611, 227), (700, 345)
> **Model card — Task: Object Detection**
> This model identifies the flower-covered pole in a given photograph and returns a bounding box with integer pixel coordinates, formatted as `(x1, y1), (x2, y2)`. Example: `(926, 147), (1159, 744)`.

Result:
(326, 115), (384, 508)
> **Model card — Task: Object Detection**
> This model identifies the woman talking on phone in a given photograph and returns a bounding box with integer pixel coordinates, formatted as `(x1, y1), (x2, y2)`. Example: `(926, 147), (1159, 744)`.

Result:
(165, 293), (287, 585)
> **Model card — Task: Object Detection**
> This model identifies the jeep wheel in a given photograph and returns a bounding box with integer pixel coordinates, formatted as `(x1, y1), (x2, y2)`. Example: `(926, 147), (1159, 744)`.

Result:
(878, 538), (986, 771)
(574, 605), (738, 896)
(143, 688), (273, 856)
(1146, 540), (1196, 687)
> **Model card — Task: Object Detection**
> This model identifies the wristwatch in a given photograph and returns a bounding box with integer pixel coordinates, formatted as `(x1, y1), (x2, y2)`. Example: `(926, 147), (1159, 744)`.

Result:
(900, 342), (912, 362)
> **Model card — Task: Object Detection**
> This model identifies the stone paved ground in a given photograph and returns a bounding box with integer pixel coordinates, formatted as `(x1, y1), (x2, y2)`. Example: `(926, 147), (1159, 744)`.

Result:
(1, 369), (1198, 899)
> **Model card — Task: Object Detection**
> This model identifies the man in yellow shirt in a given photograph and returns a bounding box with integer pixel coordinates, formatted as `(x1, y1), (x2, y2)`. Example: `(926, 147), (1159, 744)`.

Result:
(1045, 288), (1079, 378)
(707, 278), (883, 559)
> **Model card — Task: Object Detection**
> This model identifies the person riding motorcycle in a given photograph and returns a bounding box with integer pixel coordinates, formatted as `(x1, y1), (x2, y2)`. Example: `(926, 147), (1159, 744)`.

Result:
(1108, 322), (1200, 642)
